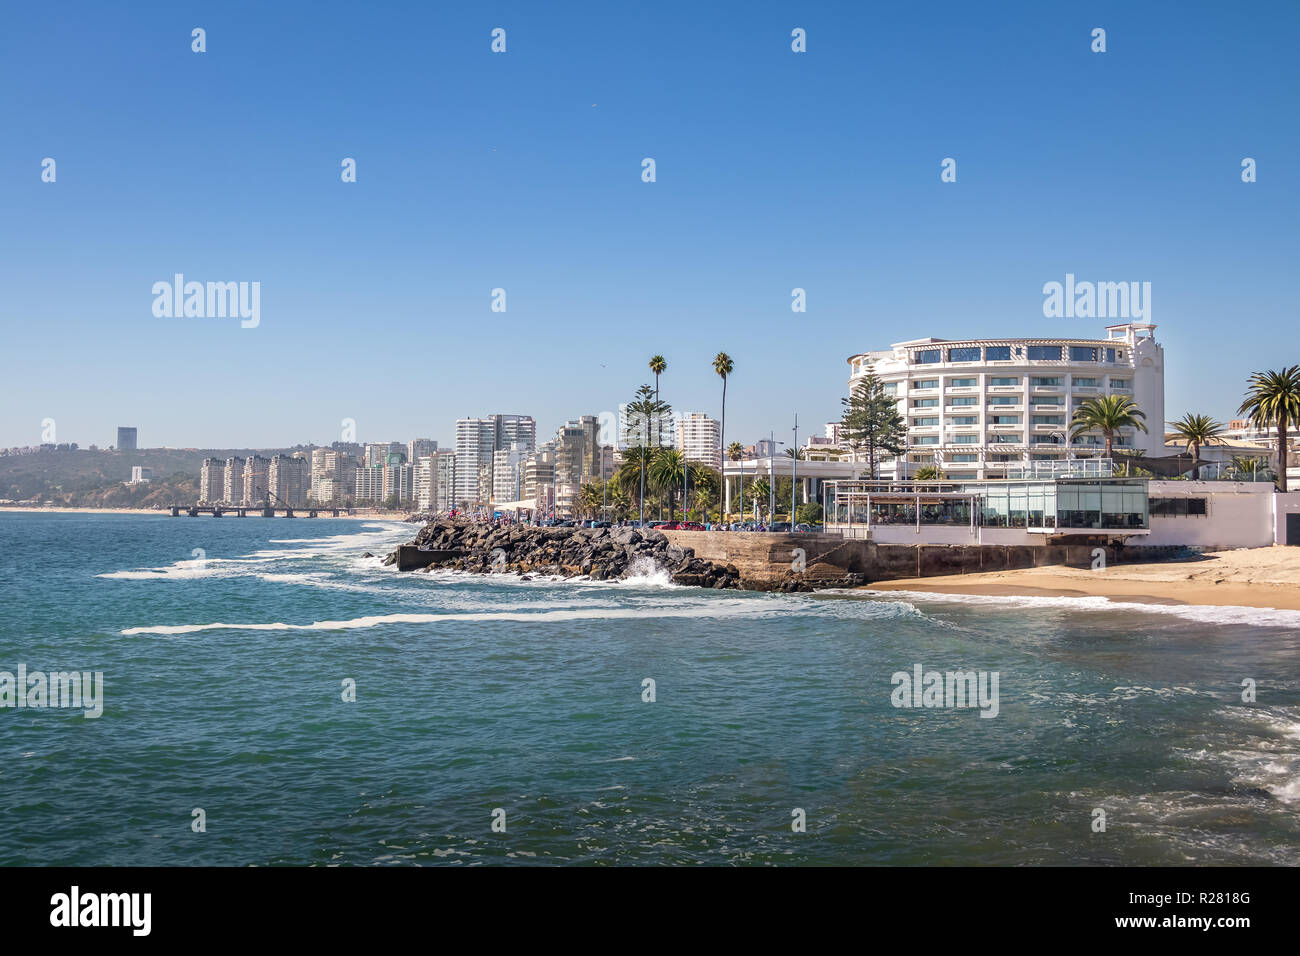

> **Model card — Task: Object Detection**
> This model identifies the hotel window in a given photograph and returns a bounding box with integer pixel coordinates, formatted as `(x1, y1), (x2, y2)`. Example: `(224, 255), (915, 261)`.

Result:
(1032, 415), (1064, 425)
(949, 377), (978, 387)
(1110, 378), (1131, 388)
(990, 414), (1020, 424)
(951, 435), (979, 444)
(951, 454), (978, 462)
(913, 398), (939, 408)
(1029, 396), (1060, 406)
(913, 379), (939, 389)
(914, 436), (939, 445)
(1031, 376), (1064, 387)
(1106, 348), (1116, 363)
(992, 454), (1018, 462)
(948, 347), (982, 363)
(1073, 377), (1099, 387)
(985, 346), (1013, 361)
(1070, 346), (1099, 362)
(1032, 454), (1061, 461)
(989, 377), (1019, 386)
(989, 396), (1018, 405)
(949, 397), (977, 406)
(1027, 345), (1062, 361)
(950, 416), (977, 425)
(882, 382), (898, 395)
(915, 417), (940, 426)
(914, 349), (941, 364)
(1149, 497), (1208, 516)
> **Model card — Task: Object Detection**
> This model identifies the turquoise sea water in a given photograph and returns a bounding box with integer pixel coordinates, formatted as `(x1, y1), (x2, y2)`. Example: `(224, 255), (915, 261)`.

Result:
(0, 512), (1297, 866)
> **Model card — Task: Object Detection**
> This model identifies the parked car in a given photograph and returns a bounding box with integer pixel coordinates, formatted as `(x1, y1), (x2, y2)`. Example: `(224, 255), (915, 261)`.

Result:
(659, 521), (682, 530)
(794, 523), (814, 533)
(678, 521), (704, 531)
(588, 520), (612, 528)
(769, 522), (793, 532)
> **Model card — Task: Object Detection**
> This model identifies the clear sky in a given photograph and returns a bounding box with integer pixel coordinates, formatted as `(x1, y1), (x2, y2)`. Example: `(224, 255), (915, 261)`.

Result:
(2, 1), (1297, 450)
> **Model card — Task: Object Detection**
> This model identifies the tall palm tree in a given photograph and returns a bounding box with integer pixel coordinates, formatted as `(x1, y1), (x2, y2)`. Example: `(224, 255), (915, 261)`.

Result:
(713, 352), (734, 501)
(1070, 394), (1148, 460)
(649, 354), (667, 448)
(1166, 413), (1227, 479)
(1239, 366), (1300, 493)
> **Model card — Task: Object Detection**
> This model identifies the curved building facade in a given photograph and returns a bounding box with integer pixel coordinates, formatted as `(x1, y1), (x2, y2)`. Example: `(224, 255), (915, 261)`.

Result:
(846, 323), (1164, 480)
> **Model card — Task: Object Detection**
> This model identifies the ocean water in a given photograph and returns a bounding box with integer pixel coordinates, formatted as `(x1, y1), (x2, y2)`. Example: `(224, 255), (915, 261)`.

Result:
(1, 511), (1297, 866)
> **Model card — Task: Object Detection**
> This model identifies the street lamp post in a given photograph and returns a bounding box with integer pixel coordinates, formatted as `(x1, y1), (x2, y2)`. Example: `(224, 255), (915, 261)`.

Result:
(791, 413), (798, 528)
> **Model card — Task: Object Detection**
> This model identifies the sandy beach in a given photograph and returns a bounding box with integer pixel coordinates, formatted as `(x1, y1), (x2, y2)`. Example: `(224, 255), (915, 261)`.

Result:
(868, 546), (1300, 611)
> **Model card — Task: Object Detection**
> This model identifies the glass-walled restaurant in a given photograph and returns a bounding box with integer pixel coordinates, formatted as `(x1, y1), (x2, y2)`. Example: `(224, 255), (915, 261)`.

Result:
(826, 478), (1150, 533)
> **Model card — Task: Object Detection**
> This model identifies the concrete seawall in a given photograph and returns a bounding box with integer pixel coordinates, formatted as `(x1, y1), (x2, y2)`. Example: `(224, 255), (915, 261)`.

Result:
(662, 530), (1121, 589)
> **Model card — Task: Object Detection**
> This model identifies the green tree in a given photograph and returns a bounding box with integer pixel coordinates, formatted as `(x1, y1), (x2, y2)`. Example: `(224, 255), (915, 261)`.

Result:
(1070, 394), (1148, 459)
(1239, 366), (1300, 492)
(648, 448), (687, 521)
(912, 465), (941, 481)
(840, 371), (906, 479)
(795, 501), (823, 526)
(625, 384), (671, 522)
(1166, 413), (1227, 479)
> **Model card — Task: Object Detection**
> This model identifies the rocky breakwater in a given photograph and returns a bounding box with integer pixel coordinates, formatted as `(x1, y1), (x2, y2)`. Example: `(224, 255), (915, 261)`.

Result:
(384, 519), (743, 589)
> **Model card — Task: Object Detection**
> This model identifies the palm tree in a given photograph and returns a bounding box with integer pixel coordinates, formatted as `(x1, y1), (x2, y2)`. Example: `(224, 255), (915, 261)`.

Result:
(913, 465), (941, 481)
(1228, 455), (1269, 482)
(577, 482), (603, 519)
(713, 352), (734, 496)
(1070, 394), (1148, 460)
(1239, 366), (1300, 492)
(615, 444), (654, 520)
(649, 354), (667, 449)
(648, 448), (688, 521)
(783, 447), (806, 459)
(1166, 413), (1227, 479)
(625, 384), (671, 523)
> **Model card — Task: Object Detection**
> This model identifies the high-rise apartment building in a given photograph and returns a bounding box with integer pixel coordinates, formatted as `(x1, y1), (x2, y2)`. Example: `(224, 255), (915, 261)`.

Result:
(437, 453), (456, 512)
(199, 458), (224, 503)
(407, 438), (438, 464)
(676, 412), (721, 468)
(223, 457), (246, 505)
(846, 322), (1165, 480)
(242, 456), (270, 506)
(268, 454), (310, 507)
(116, 427), (137, 451)
(354, 466), (385, 501)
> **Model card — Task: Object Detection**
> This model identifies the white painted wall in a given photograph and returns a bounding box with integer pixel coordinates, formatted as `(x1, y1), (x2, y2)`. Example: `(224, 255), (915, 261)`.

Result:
(1137, 480), (1275, 548)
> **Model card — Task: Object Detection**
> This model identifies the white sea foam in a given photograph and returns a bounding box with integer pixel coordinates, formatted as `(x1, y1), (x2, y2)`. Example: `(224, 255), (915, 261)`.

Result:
(121, 600), (769, 635)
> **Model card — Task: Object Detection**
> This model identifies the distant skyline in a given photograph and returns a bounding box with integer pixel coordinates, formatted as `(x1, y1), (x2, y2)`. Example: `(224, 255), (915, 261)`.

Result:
(3, 1), (1298, 448)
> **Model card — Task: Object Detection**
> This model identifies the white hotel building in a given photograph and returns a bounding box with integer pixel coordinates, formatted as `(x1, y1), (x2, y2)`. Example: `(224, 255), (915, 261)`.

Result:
(847, 323), (1164, 481)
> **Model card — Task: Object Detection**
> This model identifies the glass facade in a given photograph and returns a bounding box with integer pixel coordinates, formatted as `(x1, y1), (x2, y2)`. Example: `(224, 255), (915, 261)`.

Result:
(949, 347), (982, 362)
(985, 346), (1013, 361)
(827, 479), (1149, 535)
(914, 349), (941, 364)
(1027, 346), (1062, 360)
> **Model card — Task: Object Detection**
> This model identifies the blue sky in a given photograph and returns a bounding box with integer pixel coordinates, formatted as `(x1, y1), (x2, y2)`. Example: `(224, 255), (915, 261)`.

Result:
(2, 0), (1297, 450)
